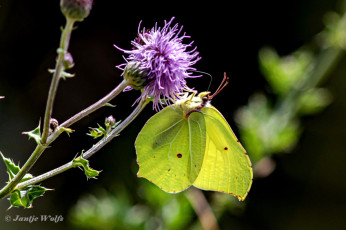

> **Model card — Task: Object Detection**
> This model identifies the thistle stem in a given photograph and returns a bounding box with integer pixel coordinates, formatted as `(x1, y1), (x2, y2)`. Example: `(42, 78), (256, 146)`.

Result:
(0, 145), (46, 199)
(0, 80), (128, 199)
(61, 79), (128, 129)
(0, 18), (76, 200)
(0, 20), (128, 199)
(45, 79), (128, 147)
(15, 98), (149, 190)
(41, 17), (75, 144)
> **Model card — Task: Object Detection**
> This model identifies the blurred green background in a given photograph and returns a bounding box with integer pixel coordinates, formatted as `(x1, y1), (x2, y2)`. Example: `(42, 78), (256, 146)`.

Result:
(0, 0), (346, 229)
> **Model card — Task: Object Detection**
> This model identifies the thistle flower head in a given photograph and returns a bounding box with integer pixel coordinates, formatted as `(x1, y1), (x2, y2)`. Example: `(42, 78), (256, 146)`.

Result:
(115, 17), (201, 110)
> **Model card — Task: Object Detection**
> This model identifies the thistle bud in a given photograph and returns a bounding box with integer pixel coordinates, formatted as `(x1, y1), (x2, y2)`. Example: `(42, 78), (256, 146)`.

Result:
(105, 116), (116, 128)
(60, 0), (93, 22)
(63, 52), (74, 69)
(123, 61), (149, 90)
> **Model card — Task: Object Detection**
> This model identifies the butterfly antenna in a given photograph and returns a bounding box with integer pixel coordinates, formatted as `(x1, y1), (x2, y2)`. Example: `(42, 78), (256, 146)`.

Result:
(208, 73), (229, 100)
(193, 70), (213, 91)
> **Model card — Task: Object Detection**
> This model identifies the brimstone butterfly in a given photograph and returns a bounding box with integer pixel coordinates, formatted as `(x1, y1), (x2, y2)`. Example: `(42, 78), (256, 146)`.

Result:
(135, 76), (253, 200)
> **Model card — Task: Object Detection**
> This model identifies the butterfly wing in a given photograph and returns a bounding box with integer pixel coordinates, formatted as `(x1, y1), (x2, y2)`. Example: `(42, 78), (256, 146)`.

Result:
(192, 106), (253, 200)
(136, 106), (206, 193)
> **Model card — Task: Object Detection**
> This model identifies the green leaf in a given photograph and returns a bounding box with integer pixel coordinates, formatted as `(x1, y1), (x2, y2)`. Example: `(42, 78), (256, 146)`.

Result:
(21, 173), (34, 183)
(298, 88), (333, 115)
(10, 190), (26, 208)
(1, 152), (20, 180)
(96, 125), (107, 135)
(104, 103), (116, 108)
(87, 127), (104, 139)
(59, 126), (74, 136)
(321, 11), (346, 49)
(22, 122), (42, 145)
(61, 71), (75, 79)
(87, 123), (107, 139)
(57, 48), (65, 54)
(87, 118), (121, 139)
(48, 68), (75, 79)
(259, 47), (312, 95)
(9, 185), (47, 208)
(1, 152), (34, 183)
(73, 152), (101, 179)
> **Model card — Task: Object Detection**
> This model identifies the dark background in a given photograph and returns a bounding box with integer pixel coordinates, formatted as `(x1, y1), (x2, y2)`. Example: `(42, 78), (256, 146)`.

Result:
(0, 0), (346, 229)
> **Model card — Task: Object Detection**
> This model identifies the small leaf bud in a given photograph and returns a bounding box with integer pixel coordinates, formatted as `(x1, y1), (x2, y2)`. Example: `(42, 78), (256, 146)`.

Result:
(63, 52), (75, 69)
(105, 116), (116, 128)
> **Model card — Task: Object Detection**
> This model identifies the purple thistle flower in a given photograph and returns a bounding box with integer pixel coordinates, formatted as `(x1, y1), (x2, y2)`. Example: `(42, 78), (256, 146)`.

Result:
(114, 17), (201, 110)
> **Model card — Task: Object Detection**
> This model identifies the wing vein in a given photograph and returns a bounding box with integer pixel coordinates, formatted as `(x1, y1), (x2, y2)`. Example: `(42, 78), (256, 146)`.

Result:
(188, 118), (194, 177)
(153, 118), (184, 137)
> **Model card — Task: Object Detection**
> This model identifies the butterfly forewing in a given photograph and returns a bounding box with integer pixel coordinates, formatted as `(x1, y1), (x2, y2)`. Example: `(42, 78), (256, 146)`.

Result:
(136, 106), (206, 193)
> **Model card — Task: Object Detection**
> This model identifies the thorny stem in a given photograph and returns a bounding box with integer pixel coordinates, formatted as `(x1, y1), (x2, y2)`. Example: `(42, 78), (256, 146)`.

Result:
(41, 17), (75, 144)
(0, 145), (46, 199)
(0, 18), (76, 200)
(44, 79), (128, 148)
(60, 80), (128, 129)
(0, 19), (129, 199)
(0, 80), (129, 199)
(15, 98), (149, 190)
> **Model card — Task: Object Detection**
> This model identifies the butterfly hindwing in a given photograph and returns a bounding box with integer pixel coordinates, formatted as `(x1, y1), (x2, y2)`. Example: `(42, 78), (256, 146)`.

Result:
(193, 106), (253, 200)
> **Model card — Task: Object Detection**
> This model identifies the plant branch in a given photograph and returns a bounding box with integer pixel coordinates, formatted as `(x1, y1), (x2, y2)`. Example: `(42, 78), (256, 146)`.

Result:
(61, 79), (128, 129)
(41, 17), (75, 144)
(15, 98), (149, 190)
(44, 79), (128, 150)
(0, 80), (129, 199)
(0, 145), (46, 199)
(0, 18), (76, 200)
(275, 8), (346, 122)
(186, 188), (220, 230)
(278, 47), (343, 118)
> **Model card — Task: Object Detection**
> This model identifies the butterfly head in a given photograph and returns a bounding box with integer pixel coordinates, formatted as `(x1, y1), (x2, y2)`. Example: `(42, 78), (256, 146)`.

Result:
(174, 73), (229, 118)
(197, 91), (211, 100)
(197, 91), (212, 108)
(197, 72), (230, 106)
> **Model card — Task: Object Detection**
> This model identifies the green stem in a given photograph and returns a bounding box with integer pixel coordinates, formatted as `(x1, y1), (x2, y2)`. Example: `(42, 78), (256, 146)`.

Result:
(271, 46), (343, 131)
(274, 8), (346, 122)
(45, 79), (128, 147)
(41, 17), (75, 144)
(0, 18), (76, 200)
(0, 145), (45, 199)
(61, 79), (128, 129)
(0, 80), (128, 200)
(15, 98), (149, 190)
